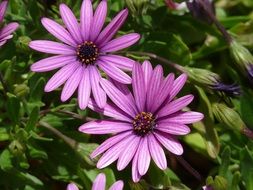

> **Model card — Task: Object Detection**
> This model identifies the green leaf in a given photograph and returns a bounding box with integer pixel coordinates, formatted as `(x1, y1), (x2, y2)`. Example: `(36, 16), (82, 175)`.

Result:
(26, 106), (39, 132)
(0, 127), (10, 141)
(219, 147), (231, 177)
(6, 93), (20, 124)
(144, 32), (192, 65)
(240, 148), (253, 190)
(240, 91), (253, 127)
(231, 172), (241, 190)
(29, 77), (45, 102)
(0, 149), (13, 171)
(214, 176), (228, 190)
(27, 144), (48, 159)
(18, 172), (43, 186)
(76, 143), (98, 166)
(183, 133), (206, 154)
(195, 86), (220, 158)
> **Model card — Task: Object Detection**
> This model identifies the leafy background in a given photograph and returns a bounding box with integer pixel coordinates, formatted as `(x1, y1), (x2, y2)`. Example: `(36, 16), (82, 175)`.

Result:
(1, 0), (253, 189)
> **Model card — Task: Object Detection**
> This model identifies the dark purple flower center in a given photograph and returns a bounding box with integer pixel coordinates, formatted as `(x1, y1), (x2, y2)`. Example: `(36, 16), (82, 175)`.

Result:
(76, 41), (99, 64)
(133, 112), (156, 136)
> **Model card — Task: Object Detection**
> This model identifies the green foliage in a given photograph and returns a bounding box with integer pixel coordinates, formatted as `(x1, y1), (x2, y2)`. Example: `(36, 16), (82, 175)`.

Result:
(1, 0), (253, 189)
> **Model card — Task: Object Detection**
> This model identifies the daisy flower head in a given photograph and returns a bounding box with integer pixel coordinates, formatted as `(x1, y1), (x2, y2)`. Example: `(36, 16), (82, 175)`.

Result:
(29, 0), (140, 109)
(66, 173), (124, 190)
(0, 0), (19, 47)
(79, 61), (204, 182)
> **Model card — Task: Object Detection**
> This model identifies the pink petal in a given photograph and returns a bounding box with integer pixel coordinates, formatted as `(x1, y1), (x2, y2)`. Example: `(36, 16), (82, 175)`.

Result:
(148, 134), (167, 170)
(59, 4), (82, 43)
(151, 73), (174, 113)
(61, 66), (83, 101)
(160, 111), (204, 124)
(154, 132), (183, 155)
(89, 66), (107, 108)
(91, 131), (132, 158)
(142, 60), (153, 90)
(78, 66), (91, 110)
(109, 78), (134, 100)
(0, 1), (7, 22)
(0, 40), (7, 47)
(80, 0), (93, 41)
(100, 33), (140, 53)
(90, 0), (107, 41)
(98, 59), (131, 84)
(0, 22), (19, 39)
(79, 120), (132, 134)
(132, 143), (142, 183)
(97, 135), (134, 168)
(100, 79), (137, 117)
(31, 55), (76, 72)
(117, 136), (140, 170)
(138, 137), (151, 176)
(88, 99), (132, 122)
(29, 40), (75, 55)
(157, 95), (194, 118)
(169, 73), (187, 101)
(92, 173), (106, 190)
(108, 78), (136, 109)
(41, 18), (76, 47)
(67, 183), (79, 190)
(109, 180), (124, 190)
(99, 55), (134, 71)
(132, 62), (146, 112)
(96, 9), (128, 46)
(157, 122), (190, 135)
(44, 62), (80, 92)
(146, 65), (163, 111)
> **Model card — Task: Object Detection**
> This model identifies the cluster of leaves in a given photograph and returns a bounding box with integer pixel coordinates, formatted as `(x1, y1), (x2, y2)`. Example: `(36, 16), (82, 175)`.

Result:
(1, 0), (253, 189)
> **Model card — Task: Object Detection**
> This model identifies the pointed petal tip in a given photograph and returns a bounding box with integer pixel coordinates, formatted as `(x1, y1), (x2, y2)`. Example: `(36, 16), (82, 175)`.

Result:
(174, 147), (184, 155)
(30, 64), (36, 72)
(44, 85), (52, 92)
(122, 8), (129, 14)
(41, 17), (47, 23)
(199, 112), (204, 120)
(60, 94), (69, 102)
(28, 41), (34, 48)
(78, 104), (88, 110)
(78, 125), (86, 133)
(59, 3), (67, 9)
(97, 162), (105, 169)
(181, 73), (188, 80)
(9, 22), (19, 30)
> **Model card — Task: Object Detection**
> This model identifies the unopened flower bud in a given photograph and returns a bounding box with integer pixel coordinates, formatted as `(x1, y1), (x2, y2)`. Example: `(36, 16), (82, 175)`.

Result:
(186, 0), (215, 24)
(183, 66), (219, 86)
(16, 36), (31, 53)
(183, 67), (241, 96)
(164, 0), (187, 10)
(125, 0), (149, 16)
(230, 40), (253, 81)
(14, 84), (30, 98)
(212, 103), (245, 132)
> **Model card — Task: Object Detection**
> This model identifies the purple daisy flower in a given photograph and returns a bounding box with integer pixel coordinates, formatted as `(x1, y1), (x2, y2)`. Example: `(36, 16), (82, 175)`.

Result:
(0, 0), (19, 47)
(67, 173), (123, 190)
(79, 61), (204, 182)
(29, 0), (140, 109)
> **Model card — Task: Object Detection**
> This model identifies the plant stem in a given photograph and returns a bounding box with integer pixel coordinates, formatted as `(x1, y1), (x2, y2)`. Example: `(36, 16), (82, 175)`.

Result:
(40, 109), (95, 121)
(176, 156), (202, 181)
(39, 121), (77, 149)
(124, 51), (185, 72)
(242, 127), (253, 140)
(198, 0), (232, 44)
(0, 71), (8, 95)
